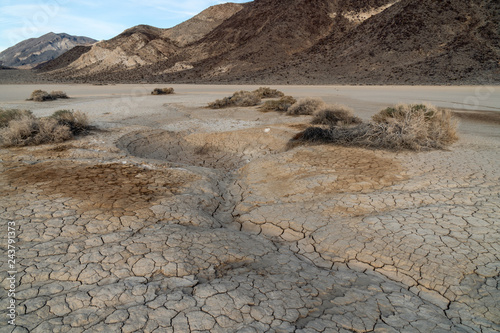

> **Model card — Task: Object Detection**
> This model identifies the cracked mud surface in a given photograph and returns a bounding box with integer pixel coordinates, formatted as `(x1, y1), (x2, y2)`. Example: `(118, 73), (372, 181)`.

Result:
(1, 86), (499, 333)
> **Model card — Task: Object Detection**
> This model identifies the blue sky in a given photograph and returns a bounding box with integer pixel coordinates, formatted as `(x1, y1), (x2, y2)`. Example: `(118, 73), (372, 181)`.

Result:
(0, 0), (249, 52)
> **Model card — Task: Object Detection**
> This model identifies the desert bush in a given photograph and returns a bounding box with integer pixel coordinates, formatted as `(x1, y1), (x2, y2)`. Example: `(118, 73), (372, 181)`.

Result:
(29, 90), (54, 102)
(151, 87), (174, 95)
(253, 87), (285, 99)
(291, 104), (458, 151)
(28, 90), (69, 101)
(50, 110), (90, 135)
(311, 105), (362, 126)
(50, 91), (69, 99)
(286, 97), (326, 116)
(208, 91), (261, 109)
(0, 116), (72, 147)
(259, 96), (297, 112)
(371, 104), (458, 149)
(0, 109), (33, 128)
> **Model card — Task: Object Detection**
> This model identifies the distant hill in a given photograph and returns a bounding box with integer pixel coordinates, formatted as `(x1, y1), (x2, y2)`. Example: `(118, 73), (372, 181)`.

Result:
(0, 32), (96, 68)
(44, 3), (245, 79)
(41, 0), (500, 85)
(35, 45), (93, 72)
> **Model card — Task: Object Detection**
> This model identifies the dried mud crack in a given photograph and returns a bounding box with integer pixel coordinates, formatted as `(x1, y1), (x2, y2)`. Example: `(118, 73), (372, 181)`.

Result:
(1, 118), (499, 333)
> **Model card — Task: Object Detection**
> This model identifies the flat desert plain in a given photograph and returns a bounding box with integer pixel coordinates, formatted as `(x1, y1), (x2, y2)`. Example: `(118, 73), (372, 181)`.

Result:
(0, 85), (499, 333)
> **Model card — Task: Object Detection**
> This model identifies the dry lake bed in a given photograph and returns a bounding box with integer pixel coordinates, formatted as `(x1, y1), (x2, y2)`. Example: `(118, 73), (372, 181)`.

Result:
(0, 84), (499, 332)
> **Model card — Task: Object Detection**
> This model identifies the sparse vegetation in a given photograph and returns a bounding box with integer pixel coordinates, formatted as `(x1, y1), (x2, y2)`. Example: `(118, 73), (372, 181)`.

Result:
(151, 87), (175, 95)
(259, 96), (297, 112)
(29, 90), (54, 102)
(0, 110), (91, 147)
(208, 90), (261, 109)
(0, 109), (33, 128)
(311, 105), (362, 126)
(287, 98), (326, 116)
(0, 116), (71, 147)
(50, 110), (90, 135)
(50, 91), (69, 99)
(291, 104), (458, 151)
(253, 87), (285, 99)
(28, 90), (69, 102)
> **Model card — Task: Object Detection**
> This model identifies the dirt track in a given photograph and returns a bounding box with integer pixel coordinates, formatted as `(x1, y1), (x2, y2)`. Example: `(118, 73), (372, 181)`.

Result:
(0, 85), (499, 332)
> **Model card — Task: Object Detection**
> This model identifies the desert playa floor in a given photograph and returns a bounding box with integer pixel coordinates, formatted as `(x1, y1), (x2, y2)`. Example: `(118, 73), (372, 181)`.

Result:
(0, 85), (499, 332)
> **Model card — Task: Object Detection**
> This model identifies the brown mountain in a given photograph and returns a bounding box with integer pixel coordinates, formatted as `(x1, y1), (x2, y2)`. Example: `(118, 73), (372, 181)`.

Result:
(44, 3), (245, 79)
(0, 32), (96, 69)
(270, 0), (500, 84)
(42, 0), (500, 84)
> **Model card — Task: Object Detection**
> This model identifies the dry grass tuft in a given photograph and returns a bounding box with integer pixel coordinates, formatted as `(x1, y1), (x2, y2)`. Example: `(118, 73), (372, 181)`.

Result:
(0, 116), (72, 147)
(259, 96), (297, 112)
(253, 87), (285, 99)
(51, 110), (90, 135)
(0, 110), (92, 147)
(287, 97), (326, 116)
(28, 90), (69, 101)
(29, 90), (54, 102)
(208, 91), (261, 109)
(0, 109), (33, 128)
(151, 87), (175, 95)
(312, 104), (362, 126)
(50, 91), (69, 99)
(291, 104), (459, 151)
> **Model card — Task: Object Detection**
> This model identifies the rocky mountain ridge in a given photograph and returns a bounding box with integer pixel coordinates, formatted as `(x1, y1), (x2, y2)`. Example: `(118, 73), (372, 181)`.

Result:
(38, 0), (500, 84)
(0, 32), (96, 69)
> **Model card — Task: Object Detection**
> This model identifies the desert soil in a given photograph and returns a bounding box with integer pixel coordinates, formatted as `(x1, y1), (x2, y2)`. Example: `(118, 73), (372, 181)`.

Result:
(0, 84), (499, 332)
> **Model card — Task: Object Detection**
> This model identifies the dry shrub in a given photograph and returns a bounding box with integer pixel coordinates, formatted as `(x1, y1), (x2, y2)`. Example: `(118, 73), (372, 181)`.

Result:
(287, 97), (326, 116)
(50, 91), (69, 99)
(208, 91), (261, 109)
(312, 104), (362, 126)
(151, 87), (174, 95)
(51, 110), (90, 135)
(0, 116), (72, 147)
(259, 96), (297, 112)
(253, 87), (285, 99)
(371, 104), (458, 149)
(0, 109), (33, 128)
(28, 90), (69, 101)
(291, 104), (458, 151)
(29, 90), (54, 102)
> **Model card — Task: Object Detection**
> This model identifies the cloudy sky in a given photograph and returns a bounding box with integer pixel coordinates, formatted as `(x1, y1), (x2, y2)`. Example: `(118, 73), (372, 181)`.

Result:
(0, 0), (248, 52)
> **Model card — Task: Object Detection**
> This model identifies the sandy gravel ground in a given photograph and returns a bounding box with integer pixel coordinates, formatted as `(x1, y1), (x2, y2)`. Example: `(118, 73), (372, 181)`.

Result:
(0, 85), (499, 332)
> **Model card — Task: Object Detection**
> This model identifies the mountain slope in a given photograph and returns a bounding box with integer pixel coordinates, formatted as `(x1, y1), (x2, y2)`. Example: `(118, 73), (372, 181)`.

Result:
(0, 33), (96, 68)
(35, 46), (93, 72)
(183, 0), (398, 80)
(42, 0), (499, 84)
(49, 0), (395, 82)
(50, 3), (245, 78)
(264, 0), (500, 84)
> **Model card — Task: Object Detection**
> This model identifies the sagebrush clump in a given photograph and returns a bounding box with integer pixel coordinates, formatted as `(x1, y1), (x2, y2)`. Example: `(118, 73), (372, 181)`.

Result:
(29, 90), (54, 102)
(0, 110), (91, 147)
(253, 87), (285, 99)
(0, 116), (71, 147)
(287, 98), (326, 116)
(50, 91), (69, 99)
(151, 88), (174, 95)
(28, 90), (69, 102)
(311, 105), (362, 126)
(208, 91), (261, 109)
(51, 110), (90, 135)
(0, 109), (33, 128)
(292, 104), (458, 151)
(259, 96), (297, 112)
